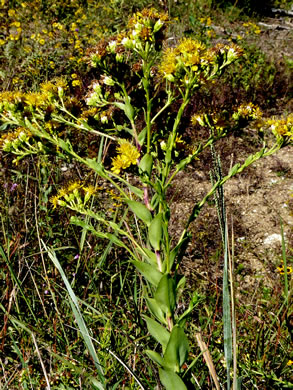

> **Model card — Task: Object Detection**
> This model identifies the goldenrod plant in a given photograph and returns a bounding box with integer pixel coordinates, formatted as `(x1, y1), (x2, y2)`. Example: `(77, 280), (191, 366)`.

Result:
(1, 7), (292, 389)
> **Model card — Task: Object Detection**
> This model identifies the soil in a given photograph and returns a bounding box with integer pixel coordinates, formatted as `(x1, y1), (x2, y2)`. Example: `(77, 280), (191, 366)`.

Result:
(169, 11), (293, 298)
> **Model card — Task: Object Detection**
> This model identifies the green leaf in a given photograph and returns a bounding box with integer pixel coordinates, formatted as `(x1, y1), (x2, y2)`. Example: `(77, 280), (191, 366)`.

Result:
(154, 274), (176, 316)
(229, 162), (241, 176)
(132, 261), (163, 286)
(126, 200), (152, 226)
(169, 235), (190, 269)
(85, 158), (104, 175)
(139, 154), (153, 177)
(159, 368), (187, 390)
(176, 276), (186, 295)
(138, 126), (147, 145)
(146, 297), (167, 325)
(143, 316), (170, 351)
(127, 184), (144, 199)
(164, 326), (189, 372)
(43, 242), (105, 384)
(223, 225), (232, 390)
(58, 138), (71, 152)
(124, 99), (135, 121)
(142, 247), (157, 265)
(148, 212), (163, 251)
(113, 102), (125, 111)
(177, 292), (202, 326)
(145, 350), (165, 367)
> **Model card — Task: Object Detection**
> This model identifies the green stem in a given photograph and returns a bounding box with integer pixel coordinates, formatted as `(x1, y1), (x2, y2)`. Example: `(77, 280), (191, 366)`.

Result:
(163, 88), (191, 186)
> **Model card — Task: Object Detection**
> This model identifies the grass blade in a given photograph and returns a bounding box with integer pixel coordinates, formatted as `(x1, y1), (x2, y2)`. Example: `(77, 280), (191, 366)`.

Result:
(223, 224), (232, 390)
(42, 241), (106, 387)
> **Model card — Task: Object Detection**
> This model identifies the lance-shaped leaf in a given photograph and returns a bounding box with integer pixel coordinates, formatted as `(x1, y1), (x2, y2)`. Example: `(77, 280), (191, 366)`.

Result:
(85, 158), (105, 175)
(148, 212), (163, 251)
(146, 297), (167, 325)
(145, 350), (165, 367)
(124, 99), (135, 121)
(126, 200), (152, 226)
(142, 247), (157, 265)
(163, 325), (189, 372)
(169, 235), (190, 269)
(159, 368), (187, 390)
(132, 261), (163, 287)
(154, 274), (176, 316)
(143, 315), (170, 351)
(139, 153), (153, 177)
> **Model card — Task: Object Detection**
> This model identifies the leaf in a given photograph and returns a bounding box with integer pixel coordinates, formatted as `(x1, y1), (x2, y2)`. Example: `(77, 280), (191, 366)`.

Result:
(139, 153), (153, 177)
(145, 350), (165, 367)
(143, 315), (170, 351)
(141, 247), (157, 265)
(70, 217), (127, 250)
(85, 158), (104, 175)
(113, 102), (125, 111)
(176, 276), (186, 295)
(223, 225), (232, 390)
(132, 261), (163, 286)
(127, 184), (144, 199)
(229, 162), (241, 177)
(169, 235), (190, 269)
(154, 274), (176, 316)
(164, 326), (189, 372)
(146, 297), (167, 325)
(57, 138), (71, 152)
(138, 126), (147, 145)
(177, 291), (202, 326)
(126, 200), (152, 226)
(124, 99), (135, 121)
(43, 242), (105, 385)
(148, 213), (163, 251)
(159, 368), (187, 390)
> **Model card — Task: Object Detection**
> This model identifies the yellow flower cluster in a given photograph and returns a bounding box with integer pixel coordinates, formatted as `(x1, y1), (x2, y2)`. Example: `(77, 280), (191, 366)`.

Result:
(0, 127), (32, 152)
(159, 38), (243, 87)
(89, 8), (169, 68)
(243, 22), (261, 35)
(40, 77), (68, 96)
(191, 103), (262, 132)
(127, 7), (169, 43)
(232, 102), (263, 121)
(264, 114), (293, 142)
(277, 265), (293, 275)
(111, 140), (140, 174)
(50, 181), (98, 209)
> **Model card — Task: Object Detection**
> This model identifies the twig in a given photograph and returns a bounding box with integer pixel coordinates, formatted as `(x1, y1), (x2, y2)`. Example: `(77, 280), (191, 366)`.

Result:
(196, 333), (221, 390)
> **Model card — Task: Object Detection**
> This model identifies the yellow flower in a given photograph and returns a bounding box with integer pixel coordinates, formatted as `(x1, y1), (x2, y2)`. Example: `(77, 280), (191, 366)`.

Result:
(72, 80), (81, 87)
(39, 39), (45, 45)
(277, 266), (293, 275)
(287, 360), (293, 366)
(50, 195), (59, 209)
(8, 9), (16, 17)
(111, 154), (130, 174)
(116, 141), (140, 164)
(67, 181), (82, 193)
(83, 185), (96, 196)
(111, 141), (140, 174)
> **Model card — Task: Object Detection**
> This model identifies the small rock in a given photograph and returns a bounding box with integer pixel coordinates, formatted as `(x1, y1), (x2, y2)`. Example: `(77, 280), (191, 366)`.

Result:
(263, 233), (283, 246)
